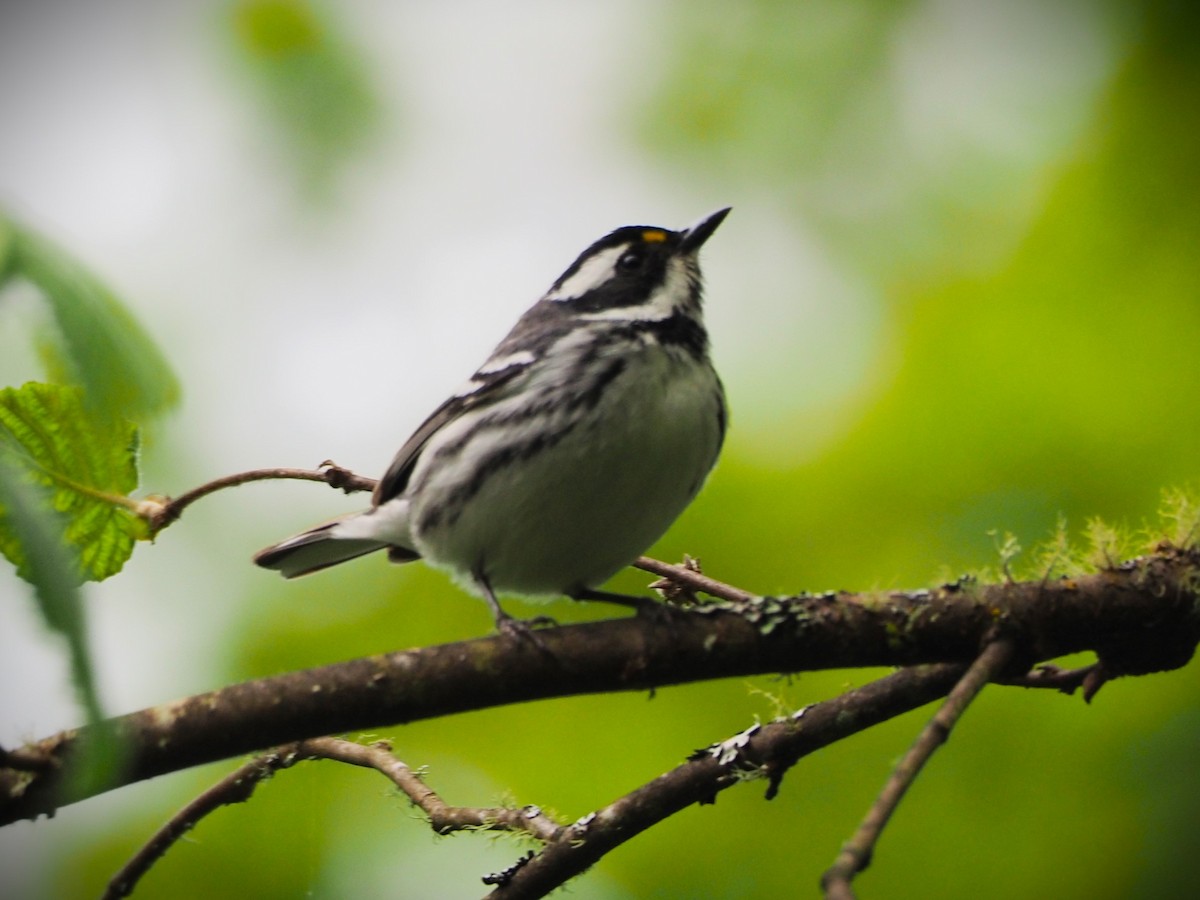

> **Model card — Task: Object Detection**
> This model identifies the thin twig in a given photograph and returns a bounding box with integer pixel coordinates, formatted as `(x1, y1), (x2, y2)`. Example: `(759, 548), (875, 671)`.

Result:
(102, 746), (298, 899)
(103, 737), (563, 899)
(821, 639), (1016, 899)
(301, 737), (563, 840)
(152, 464), (744, 606)
(144, 462), (756, 611)
(1003, 662), (1100, 696)
(633, 555), (755, 604)
(1080, 663), (1111, 703)
(144, 464), (376, 533)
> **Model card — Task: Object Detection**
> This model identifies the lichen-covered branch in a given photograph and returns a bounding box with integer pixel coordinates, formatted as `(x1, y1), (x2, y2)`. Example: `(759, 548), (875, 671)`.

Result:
(485, 664), (966, 898)
(2, 545), (1198, 827)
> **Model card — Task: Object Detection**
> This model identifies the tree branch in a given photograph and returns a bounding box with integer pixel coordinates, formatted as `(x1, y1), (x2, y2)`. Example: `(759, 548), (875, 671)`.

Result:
(485, 664), (966, 898)
(103, 736), (563, 899)
(821, 639), (1017, 898)
(2, 544), (1196, 828)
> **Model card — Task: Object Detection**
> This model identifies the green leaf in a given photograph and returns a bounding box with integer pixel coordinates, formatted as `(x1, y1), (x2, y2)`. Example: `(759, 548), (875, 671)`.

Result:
(0, 382), (144, 582)
(4, 217), (180, 421)
(0, 458), (105, 725)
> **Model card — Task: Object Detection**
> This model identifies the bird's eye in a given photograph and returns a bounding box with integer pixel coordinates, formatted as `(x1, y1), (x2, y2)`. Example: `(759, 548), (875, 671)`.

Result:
(616, 247), (645, 273)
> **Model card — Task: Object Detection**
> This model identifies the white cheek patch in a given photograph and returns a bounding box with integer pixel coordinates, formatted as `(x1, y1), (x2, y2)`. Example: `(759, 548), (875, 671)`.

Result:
(545, 244), (627, 302)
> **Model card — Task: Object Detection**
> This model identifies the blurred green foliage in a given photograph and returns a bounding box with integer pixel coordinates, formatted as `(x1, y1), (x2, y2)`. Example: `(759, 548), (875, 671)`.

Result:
(35, 1), (1200, 899)
(0, 217), (179, 422)
(0, 215), (177, 741)
(228, 0), (384, 200)
(0, 460), (105, 728)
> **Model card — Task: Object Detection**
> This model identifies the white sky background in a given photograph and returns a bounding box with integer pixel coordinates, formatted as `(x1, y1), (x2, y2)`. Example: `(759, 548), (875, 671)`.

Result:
(0, 1), (1118, 895)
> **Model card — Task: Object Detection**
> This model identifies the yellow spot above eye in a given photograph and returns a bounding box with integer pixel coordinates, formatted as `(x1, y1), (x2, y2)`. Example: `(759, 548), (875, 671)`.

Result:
(641, 229), (668, 243)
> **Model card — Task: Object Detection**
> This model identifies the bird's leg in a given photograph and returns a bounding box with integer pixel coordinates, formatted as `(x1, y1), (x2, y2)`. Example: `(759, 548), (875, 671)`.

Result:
(474, 572), (555, 642)
(568, 587), (673, 620)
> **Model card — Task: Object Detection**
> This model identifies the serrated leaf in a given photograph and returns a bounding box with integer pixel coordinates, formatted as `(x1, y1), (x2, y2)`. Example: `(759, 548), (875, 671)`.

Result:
(0, 382), (144, 582)
(4, 217), (180, 421)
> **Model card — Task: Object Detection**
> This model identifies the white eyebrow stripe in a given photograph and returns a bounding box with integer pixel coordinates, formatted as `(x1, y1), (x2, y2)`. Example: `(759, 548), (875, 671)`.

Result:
(544, 244), (627, 302)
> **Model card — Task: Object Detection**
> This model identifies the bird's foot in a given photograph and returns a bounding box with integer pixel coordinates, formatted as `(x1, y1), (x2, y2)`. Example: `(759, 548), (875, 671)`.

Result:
(493, 608), (556, 649)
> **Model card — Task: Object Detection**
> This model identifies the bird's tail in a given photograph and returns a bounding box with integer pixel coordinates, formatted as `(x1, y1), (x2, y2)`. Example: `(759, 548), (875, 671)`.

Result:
(253, 514), (388, 578)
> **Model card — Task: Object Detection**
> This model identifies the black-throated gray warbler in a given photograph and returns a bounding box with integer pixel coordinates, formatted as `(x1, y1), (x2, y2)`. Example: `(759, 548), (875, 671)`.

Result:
(255, 208), (730, 631)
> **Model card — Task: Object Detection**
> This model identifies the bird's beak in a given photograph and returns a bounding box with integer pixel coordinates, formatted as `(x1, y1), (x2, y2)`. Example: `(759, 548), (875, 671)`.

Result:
(678, 207), (731, 254)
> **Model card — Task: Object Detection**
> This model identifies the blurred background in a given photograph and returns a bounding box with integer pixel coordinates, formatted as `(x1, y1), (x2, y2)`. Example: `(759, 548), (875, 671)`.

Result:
(1, 0), (1198, 897)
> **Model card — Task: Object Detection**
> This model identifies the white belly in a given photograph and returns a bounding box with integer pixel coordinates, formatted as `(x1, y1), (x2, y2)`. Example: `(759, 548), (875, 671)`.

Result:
(409, 350), (724, 597)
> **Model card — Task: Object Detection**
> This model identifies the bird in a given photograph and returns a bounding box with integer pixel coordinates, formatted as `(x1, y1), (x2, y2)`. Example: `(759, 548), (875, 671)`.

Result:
(254, 208), (730, 633)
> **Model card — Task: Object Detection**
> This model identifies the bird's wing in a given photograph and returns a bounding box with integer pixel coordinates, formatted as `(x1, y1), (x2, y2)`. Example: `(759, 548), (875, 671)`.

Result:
(372, 354), (535, 505)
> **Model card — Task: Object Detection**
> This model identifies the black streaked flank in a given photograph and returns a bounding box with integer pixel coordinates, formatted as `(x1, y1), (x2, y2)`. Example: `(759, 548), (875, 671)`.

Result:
(419, 356), (628, 532)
